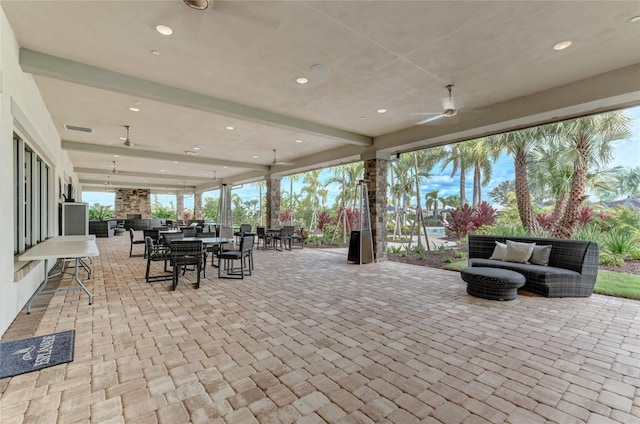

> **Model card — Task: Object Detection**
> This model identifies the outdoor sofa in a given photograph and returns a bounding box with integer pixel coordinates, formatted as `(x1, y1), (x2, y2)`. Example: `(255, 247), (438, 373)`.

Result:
(467, 234), (599, 297)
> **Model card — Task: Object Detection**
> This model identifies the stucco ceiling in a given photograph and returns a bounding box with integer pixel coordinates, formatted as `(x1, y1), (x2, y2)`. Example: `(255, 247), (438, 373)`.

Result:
(2, 0), (639, 194)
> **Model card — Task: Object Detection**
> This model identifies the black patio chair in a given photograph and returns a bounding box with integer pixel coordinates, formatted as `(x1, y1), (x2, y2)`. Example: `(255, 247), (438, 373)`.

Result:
(274, 226), (295, 251)
(256, 226), (274, 250)
(144, 236), (172, 283)
(129, 229), (145, 257)
(218, 235), (254, 279)
(169, 239), (203, 290)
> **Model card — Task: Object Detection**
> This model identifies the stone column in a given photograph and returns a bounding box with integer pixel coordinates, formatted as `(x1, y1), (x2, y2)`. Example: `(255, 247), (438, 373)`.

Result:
(194, 192), (203, 219)
(266, 178), (281, 228)
(363, 152), (389, 262)
(176, 194), (184, 221)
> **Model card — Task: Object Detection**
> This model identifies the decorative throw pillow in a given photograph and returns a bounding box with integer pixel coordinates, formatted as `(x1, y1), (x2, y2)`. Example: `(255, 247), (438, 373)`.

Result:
(530, 245), (552, 266)
(503, 240), (535, 263)
(489, 241), (507, 260)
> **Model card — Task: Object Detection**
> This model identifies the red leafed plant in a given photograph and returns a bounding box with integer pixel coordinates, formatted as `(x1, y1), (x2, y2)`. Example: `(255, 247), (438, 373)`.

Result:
(472, 201), (497, 228)
(445, 204), (477, 240)
(578, 206), (593, 227)
(536, 213), (554, 230)
(279, 210), (293, 224)
(317, 211), (333, 232)
(446, 201), (497, 240)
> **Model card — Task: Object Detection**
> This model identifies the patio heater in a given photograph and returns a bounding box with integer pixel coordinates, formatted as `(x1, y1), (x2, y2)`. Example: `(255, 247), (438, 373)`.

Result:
(347, 180), (374, 264)
(218, 184), (233, 230)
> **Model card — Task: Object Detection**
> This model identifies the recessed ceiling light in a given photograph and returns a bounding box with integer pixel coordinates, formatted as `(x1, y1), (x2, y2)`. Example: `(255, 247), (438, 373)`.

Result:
(360, 116), (366, 120)
(295, 139), (303, 143)
(223, 166), (228, 169)
(296, 77), (309, 84)
(377, 108), (387, 114)
(160, 169), (165, 172)
(119, 137), (127, 141)
(151, 50), (160, 56)
(129, 107), (140, 112)
(156, 25), (173, 36)
(252, 155), (258, 158)
(193, 146), (200, 151)
(553, 40), (572, 51)
(225, 126), (235, 130)
(631, 15), (640, 23)
(113, 155), (119, 158)
(173, 161), (179, 164)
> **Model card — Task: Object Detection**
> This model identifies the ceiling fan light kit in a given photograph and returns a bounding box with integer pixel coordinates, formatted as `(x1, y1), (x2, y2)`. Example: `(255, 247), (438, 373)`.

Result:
(183, 0), (209, 10)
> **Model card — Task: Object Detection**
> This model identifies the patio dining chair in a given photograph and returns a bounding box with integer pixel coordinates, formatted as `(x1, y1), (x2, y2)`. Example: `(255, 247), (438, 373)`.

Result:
(169, 239), (203, 290)
(144, 236), (172, 283)
(129, 229), (146, 257)
(256, 226), (274, 250)
(275, 226), (295, 251)
(218, 235), (254, 279)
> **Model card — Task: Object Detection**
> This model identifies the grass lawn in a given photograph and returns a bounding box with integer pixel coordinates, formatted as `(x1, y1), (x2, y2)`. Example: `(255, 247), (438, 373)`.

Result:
(442, 260), (640, 300)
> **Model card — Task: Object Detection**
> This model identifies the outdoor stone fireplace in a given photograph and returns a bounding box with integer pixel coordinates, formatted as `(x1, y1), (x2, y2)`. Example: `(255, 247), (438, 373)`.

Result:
(114, 188), (152, 219)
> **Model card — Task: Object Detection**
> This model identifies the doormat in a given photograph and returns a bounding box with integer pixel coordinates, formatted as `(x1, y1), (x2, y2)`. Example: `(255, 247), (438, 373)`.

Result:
(0, 330), (75, 379)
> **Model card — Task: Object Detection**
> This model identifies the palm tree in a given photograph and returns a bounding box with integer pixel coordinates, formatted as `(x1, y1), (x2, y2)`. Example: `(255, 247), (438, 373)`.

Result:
(285, 174), (302, 224)
(388, 155), (417, 234)
(440, 143), (473, 206)
(467, 138), (501, 206)
(488, 127), (546, 233)
(250, 180), (266, 225)
(301, 170), (323, 231)
(551, 111), (631, 237)
(326, 163), (363, 241)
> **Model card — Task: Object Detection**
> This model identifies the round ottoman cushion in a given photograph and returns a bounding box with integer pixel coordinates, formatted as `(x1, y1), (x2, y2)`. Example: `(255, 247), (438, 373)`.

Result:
(461, 267), (526, 300)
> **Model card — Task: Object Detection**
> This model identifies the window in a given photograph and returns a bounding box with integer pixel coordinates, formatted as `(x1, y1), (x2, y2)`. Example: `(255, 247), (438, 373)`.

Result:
(14, 133), (50, 255)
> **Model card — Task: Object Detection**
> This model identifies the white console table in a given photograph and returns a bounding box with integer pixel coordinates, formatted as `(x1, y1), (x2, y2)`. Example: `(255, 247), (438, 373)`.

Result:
(19, 235), (99, 314)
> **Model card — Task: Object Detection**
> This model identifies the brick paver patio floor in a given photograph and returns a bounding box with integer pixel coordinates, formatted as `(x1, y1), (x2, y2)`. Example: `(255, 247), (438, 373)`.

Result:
(1, 234), (639, 423)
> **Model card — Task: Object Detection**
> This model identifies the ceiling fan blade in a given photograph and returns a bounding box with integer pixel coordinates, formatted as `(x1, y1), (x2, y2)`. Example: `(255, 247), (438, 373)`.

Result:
(410, 112), (442, 116)
(417, 114), (445, 125)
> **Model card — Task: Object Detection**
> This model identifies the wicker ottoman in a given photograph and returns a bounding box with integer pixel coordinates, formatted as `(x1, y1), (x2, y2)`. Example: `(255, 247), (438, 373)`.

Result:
(461, 267), (526, 301)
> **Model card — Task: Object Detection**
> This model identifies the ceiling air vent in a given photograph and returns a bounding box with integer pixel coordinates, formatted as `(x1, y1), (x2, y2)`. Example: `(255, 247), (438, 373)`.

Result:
(64, 124), (93, 133)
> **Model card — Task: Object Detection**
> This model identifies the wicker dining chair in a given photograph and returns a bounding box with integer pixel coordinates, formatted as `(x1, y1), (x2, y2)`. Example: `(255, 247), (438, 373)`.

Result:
(169, 239), (203, 290)
(144, 236), (172, 283)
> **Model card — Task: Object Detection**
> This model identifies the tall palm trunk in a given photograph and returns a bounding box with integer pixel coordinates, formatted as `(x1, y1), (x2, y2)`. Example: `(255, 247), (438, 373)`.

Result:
(473, 165), (481, 206)
(460, 171), (467, 206)
(553, 138), (589, 238)
(514, 150), (542, 233)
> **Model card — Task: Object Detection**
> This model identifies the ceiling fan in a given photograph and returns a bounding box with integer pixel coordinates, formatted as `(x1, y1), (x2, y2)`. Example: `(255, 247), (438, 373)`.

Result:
(272, 149), (293, 165)
(413, 84), (460, 125)
(123, 125), (134, 147)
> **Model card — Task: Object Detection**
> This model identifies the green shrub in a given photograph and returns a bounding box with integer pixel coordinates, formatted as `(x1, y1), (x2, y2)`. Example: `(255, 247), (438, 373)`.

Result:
(444, 257), (453, 264)
(89, 203), (113, 220)
(599, 252), (625, 266)
(572, 223), (605, 245)
(475, 223), (538, 237)
(602, 227), (640, 258)
(454, 250), (466, 259)
(413, 244), (426, 260)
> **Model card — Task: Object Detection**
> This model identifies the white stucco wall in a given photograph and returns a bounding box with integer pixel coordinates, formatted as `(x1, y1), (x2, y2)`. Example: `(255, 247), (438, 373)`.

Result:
(1, 8), (77, 336)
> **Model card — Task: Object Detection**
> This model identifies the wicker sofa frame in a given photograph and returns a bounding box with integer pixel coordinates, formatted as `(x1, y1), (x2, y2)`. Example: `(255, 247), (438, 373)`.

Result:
(467, 234), (599, 298)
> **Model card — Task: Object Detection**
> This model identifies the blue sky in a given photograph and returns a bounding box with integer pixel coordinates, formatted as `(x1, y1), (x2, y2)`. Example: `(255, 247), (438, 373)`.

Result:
(84, 106), (640, 209)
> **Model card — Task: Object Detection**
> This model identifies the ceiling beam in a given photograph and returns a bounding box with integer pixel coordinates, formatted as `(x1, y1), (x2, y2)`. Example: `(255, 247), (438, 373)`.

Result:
(62, 140), (269, 171)
(80, 179), (195, 190)
(74, 167), (213, 182)
(21, 48), (373, 147)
